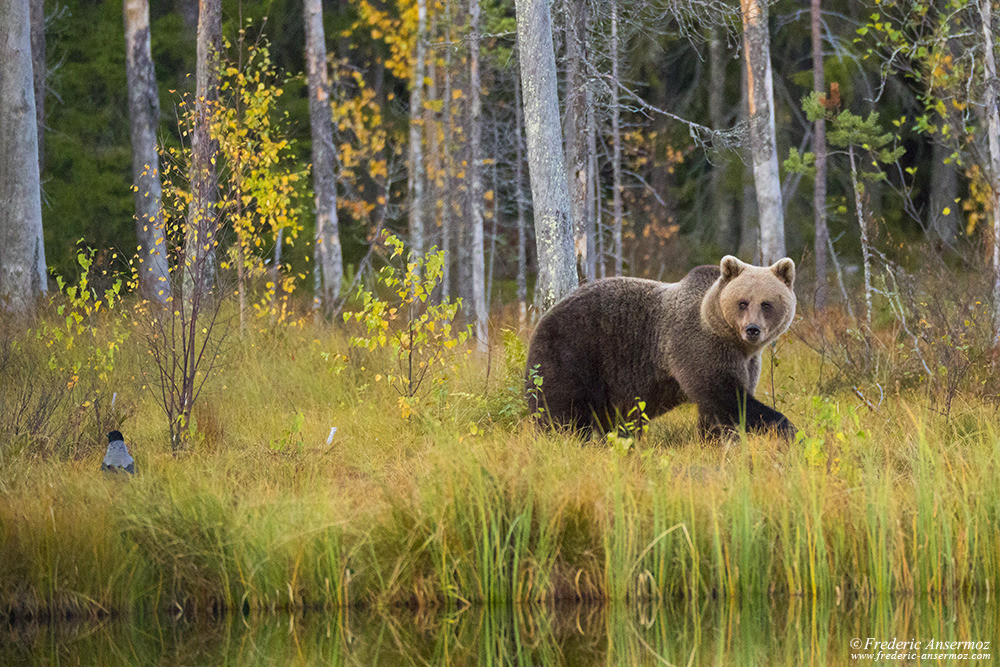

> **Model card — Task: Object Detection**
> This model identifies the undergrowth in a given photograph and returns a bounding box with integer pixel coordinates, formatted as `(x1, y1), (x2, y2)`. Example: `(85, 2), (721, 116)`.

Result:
(2, 296), (1000, 621)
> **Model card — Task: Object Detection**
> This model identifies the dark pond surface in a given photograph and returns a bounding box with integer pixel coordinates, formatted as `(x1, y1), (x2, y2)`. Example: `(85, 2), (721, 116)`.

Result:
(4, 596), (999, 665)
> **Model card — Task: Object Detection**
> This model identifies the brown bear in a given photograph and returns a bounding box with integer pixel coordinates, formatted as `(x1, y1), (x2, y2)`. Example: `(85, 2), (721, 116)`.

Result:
(525, 255), (797, 438)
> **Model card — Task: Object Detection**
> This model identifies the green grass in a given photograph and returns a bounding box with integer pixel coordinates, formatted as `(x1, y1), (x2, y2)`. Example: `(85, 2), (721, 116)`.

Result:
(2, 302), (1000, 620)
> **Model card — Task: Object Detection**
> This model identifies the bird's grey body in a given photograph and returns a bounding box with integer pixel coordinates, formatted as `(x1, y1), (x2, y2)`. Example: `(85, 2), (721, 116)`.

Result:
(101, 430), (135, 474)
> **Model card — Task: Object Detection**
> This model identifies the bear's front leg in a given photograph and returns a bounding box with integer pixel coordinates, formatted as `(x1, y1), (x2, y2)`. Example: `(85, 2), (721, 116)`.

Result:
(695, 381), (797, 440)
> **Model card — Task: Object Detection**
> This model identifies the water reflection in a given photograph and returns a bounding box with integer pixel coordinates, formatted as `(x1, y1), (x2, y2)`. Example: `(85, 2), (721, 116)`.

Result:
(5, 596), (999, 665)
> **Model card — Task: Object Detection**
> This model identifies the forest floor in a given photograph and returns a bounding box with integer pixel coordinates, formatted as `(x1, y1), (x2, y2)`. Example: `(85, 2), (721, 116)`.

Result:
(2, 302), (999, 621)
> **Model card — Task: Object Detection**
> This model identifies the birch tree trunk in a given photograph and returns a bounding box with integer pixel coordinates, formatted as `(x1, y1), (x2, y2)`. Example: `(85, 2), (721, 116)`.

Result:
(738, 61), (759, 260)
(441, 0), (453, 300)
(184, 0), (221, 298)
(811, 0), (829, 309)
(515, 72), (528, 328)
(586, 85), (598, 280)
(425, 6), (440, 263)
(611, 0), (623, 276)
(124, 0), (170, 304)
(0, 0), (47, 315)
(29, 0), (43, 171)
(515, 0), (577, 310)
(741, 0), (785, 264)
(849, 145), (873, 331)
(304, 0), (344, 314)
(468, 0), (488, 350)
(981, 0), (1000, 338)
(563, 0), (589, 281)
(407, 0), (427, 261)
(709, 25), (736, 253)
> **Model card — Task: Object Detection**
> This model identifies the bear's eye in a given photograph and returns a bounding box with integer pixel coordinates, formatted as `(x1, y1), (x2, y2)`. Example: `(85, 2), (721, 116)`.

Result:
(738, 300), (749, 311)
(761, 302), (772, 313)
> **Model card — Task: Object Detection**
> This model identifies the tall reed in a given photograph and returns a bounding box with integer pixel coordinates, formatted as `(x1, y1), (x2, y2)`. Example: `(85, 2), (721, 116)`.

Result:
(3, 314), (1000, 617)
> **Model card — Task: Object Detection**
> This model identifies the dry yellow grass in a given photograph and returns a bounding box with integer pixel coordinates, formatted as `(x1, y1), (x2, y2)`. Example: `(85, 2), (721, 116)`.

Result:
(2, 306), (999, 620)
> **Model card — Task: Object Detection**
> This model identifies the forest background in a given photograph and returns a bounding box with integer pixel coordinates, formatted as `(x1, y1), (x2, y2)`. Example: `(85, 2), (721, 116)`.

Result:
(10, 0), (998, 313)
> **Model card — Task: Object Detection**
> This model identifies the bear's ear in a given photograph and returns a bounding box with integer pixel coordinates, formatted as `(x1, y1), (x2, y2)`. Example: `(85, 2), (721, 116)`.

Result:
(720, 255), (744, 282)
(770, 258), (795, 288)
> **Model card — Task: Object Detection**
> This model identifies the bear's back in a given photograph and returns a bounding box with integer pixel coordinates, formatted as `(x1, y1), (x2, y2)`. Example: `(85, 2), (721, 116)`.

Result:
(526, 276), (690, 430)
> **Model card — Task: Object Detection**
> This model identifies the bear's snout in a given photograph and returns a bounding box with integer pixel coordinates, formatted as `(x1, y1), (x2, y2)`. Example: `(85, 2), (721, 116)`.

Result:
(744, 324), (761, 341)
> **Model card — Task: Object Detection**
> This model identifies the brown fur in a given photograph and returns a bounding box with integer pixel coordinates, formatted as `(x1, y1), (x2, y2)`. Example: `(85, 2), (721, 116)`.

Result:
(525, 256), (797, 438)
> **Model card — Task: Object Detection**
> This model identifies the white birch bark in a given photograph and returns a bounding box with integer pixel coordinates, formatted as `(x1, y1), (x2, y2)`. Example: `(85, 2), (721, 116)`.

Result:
(811, 0), (829, 309)
(124, 0), (170, 304)
(981, 0), (1000, 338)
(468, 0), (488, 350)
(563, 0), (588, 281)
(515, 0), (577, 309)
(741, 0), (785, 264)
(0, 0), (47, 314)
(441, 0), (453, 300)
(709, 26), (736, 253)
(184, 0), (221, 298)
(407, 0), (427, 261)
(586, 84), (598, 281)
(29, 0), (43, 170)
(849, 145), (873, 331)
(738, 58), (759, 261)
(515, 72), (528, 327)
(611, 0), (623, 276)
(304, 0), (344, 313)
(425, 6), (440, 264)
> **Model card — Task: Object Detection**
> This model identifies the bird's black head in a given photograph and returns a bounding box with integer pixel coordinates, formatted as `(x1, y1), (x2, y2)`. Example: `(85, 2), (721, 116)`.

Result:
(107, 430), (124, 442)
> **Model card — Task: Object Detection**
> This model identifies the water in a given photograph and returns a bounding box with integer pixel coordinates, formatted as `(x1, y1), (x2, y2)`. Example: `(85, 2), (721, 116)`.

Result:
(4, 596), (998, 664)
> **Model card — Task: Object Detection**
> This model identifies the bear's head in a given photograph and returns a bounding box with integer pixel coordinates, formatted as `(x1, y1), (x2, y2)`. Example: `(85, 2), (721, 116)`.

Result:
(704, 255), (796, 351)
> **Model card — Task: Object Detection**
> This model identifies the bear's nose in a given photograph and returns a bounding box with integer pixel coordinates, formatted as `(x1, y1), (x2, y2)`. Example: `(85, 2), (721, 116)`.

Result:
(745, 324), (761, 340)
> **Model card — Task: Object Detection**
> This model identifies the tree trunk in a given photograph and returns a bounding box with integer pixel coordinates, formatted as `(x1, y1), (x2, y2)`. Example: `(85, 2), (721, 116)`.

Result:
(485, 123), (500, 316)
(563, 0), (589, 282)
(468, 0), (488, 350)
(29, 0), (43, 171)
(441, 0), (453, 300)
(586, 83), (598, 280)
(811, 0), (829, 309)
(407, 0), (427, 261)
(849, 145), (873, 331)
(425, 4), (440, 263)
(709, 26), (736, 253)
(515, 72), (528, 328)
(584, 4), (597, 280)
(928, 139), (958, 247)
(124, 0), (170, 304)
(184, 0), (221, 298)
(0, 0), (47, 315)
(304, 0), (344, 314)
(741, 0), (785, 263)
(738, 60), (759, 261)
(981, 0), (1000, 339)
(611, 0), (623, 276)
(515, 0), (577, 310)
